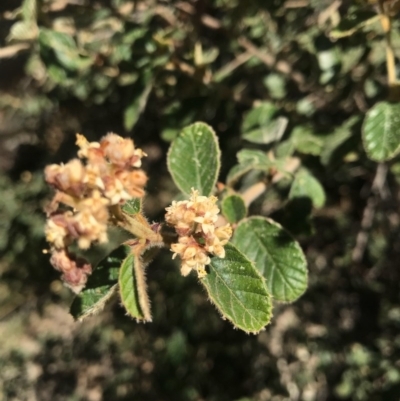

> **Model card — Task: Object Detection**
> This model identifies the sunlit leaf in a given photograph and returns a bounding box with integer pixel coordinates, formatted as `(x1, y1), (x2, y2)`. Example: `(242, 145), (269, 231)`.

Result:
(167, 122), (221, 196)
(119, 251), (147, 321)
(232, 217), (308, 302)
(201, 243), (272, 334)
(362, 101), (400, 162)
(39, 28), (92, 71)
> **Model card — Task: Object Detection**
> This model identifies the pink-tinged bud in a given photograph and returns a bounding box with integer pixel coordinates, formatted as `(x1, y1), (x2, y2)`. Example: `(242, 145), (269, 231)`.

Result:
(45, 159), (86, 197)
(45, 132), (151, 292)
(78, 190), (109, 222)
(100, 133), (135, 167)
(100, 133), (147, 168)
(45, 213), (74, 249)
(50, 250), (92, 293)
(116, 170), (148, 199)
(68, 209), (108, 249)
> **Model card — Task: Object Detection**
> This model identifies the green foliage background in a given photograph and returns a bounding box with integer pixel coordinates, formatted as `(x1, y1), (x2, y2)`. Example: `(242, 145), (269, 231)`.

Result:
(2, 0), (400, 400)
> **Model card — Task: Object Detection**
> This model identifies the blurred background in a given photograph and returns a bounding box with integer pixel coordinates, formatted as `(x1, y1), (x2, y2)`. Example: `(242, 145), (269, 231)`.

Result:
(2, 0), (400, 400)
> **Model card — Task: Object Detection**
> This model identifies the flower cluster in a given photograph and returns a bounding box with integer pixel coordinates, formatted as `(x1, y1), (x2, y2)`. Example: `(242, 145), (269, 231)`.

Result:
(44, 133), (147, 293)
(165, 189), (232, 278)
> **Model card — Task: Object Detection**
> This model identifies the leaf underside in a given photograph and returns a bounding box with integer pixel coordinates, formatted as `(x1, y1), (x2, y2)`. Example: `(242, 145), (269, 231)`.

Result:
(119, 252), (148, 321)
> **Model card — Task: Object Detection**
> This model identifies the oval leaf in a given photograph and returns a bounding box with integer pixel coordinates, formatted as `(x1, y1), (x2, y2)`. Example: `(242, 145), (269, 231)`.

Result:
(119, 252), (147, 321)
(362, 101), (400, 162)
(242, 117), (288, 145)
(232, 217), (308, 302)
(291, 126), (323, 156)
(289, 169), (326, 208)
(221, 194), (247, 223)
(242, 102), (277, 132)
(167, 122), (221, 196)
(123, 80), (152, 131)
(201, 243), (272, 334)
(39, 28), (92, 71)
(226, 160), (255, 186)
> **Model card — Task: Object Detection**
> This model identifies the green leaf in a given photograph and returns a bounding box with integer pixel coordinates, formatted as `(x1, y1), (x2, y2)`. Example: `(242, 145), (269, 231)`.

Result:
(226, 160), (258, 186)
(237, 149), (271, 165)
(8, 21), (38, 41)
(263, 73), (287, 100)
(123, 80), (153, 131)
(291, 126), (324, 156)
(242, 102), (277, 132)
(201, 243), (272, 334)
(330, 11), (378, 39)
(226, 150), (294, 186)
(289, 169), (326, 208)
(167, 122), (221, 196)
(70, 251), (122, 321)
(22, 0), (37, 22)
(122, 198), (141, 215)
(39, 28), (92, 71)
(242, 117), (288, 145)
(226, 150), (272, 186)
(320, 116), (359, 165)
(221, 194), (247, 223)
(119, 252), (147, 321)
(232, 217), (308, 302)
(241, 102), (288, 145)
(362, 101), (400, 162)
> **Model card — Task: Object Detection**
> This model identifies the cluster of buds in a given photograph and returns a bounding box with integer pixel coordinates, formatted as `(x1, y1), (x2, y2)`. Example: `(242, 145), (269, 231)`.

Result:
(44, 133), (147, 293)
(165, 189), (232, 278)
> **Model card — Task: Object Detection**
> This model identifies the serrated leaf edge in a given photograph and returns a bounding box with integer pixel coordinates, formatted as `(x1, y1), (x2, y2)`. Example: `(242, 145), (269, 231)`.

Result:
(233, 216), (308, 303)
(200, 243), (273, 334)
(75, 284), (118, 322)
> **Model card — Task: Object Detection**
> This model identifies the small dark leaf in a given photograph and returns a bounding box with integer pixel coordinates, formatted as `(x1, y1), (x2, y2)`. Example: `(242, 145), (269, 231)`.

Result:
(221, 194), (247, 223)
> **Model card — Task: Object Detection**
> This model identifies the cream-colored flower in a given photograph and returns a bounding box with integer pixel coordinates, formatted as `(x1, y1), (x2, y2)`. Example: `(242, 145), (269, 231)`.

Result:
(50, 249), (92, 294)
(171, 236), (211, 277)
(116, 169), (148, 199)
(78, 190), (109, 222)
(76, 134), (101, 159)
(102, 175), (132, 205)
(215, 224), (233, 242)
(100, 133), (147, 168)
(45, 216), (70, 249)
(46, 132), (149, 291)
(45, 159), (86, 197)
(166, 189), (232, 278)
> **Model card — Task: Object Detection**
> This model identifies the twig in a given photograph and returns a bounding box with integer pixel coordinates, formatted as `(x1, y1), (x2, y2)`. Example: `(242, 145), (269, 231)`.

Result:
(0, 43), (30, 59)
(213, 51), (254, 82)
(318, 0), (341, 26)
(238, 37), (306, 88)
(352, 164), (388, 263)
